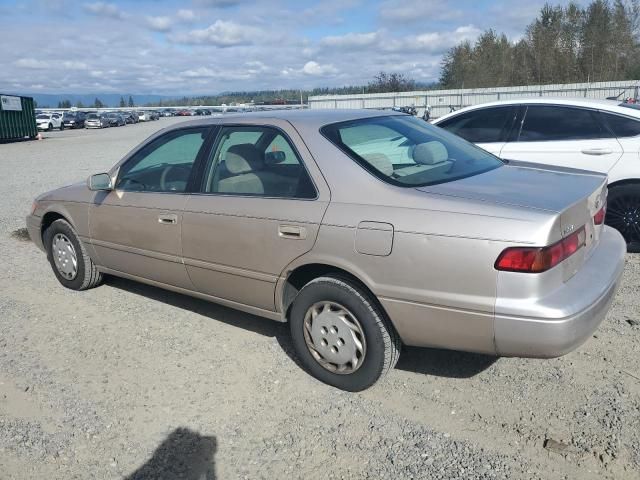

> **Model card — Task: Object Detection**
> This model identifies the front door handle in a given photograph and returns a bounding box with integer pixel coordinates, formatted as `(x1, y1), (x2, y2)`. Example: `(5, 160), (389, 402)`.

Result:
(581, 148), (613, 156)
(158, 214), (178, 225)
(278, 225), (307, 239)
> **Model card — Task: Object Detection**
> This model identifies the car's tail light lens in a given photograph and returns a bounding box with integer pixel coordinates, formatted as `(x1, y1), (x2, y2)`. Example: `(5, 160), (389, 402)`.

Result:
(593, 204), (606, 225)
(30, 201), (38, 215)
(495, 227), (586, 273)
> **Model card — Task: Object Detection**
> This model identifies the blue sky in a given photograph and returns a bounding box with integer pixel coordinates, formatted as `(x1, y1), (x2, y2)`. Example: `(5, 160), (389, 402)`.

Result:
(0, 0), (591, 95)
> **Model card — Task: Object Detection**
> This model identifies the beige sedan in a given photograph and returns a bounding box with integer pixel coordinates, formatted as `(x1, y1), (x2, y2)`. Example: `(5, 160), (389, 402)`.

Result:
(27, 110), (626, 390)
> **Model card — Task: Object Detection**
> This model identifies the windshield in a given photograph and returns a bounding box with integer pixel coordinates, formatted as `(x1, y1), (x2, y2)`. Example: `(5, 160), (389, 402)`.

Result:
(620, 102), (640, 111)
(87, 113), (98, 119)
(36, 114), (50, 119)
(321, 115), (504, 187)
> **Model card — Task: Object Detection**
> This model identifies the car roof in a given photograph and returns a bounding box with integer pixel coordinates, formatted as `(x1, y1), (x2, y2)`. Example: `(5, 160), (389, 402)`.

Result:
(433, 97), (640, 123)
(167, 108), (403, 131)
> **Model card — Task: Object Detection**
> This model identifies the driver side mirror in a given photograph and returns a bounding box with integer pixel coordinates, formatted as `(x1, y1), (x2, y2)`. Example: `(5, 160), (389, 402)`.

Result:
(87, 173), (113, 191)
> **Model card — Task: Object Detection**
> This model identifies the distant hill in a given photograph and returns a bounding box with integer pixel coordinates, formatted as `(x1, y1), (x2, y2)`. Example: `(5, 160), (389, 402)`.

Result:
(8, 93), (178, 108)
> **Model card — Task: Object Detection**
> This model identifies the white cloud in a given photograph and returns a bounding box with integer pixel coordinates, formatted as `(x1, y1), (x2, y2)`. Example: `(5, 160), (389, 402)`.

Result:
(193, 0), (241, 8)
(302, 61), (338, 76)
(83, 2), (125, 19)
(146, 16), (172, 32)
(14, 58), (49, 69)
(379, 0), (463, 22)
(62, 60), (89, 70)
(172, 20), (263, 47)
(320, 31), (380, 48)
(176, 9), (196, 22)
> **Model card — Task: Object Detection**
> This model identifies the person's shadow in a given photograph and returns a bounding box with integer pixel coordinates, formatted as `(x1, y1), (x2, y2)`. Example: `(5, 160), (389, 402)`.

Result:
(125, 427), (217, 480)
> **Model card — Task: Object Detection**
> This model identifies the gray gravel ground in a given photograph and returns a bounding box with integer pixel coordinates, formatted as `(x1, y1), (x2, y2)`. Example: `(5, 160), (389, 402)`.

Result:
(1, 118), (639, 479)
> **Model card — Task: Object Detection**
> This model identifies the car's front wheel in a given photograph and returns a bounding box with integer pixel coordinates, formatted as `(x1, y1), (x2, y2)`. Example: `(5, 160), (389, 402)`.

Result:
(59, 123), (64, 131)
(606, 184), (640, 253)
(44, 219), (103, 290)
(289, 275), (401, 391)
(47, 123), (53, 131)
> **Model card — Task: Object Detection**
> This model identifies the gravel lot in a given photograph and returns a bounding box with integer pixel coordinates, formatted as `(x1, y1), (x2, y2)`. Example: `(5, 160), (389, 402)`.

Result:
(1, 118), (639, 479)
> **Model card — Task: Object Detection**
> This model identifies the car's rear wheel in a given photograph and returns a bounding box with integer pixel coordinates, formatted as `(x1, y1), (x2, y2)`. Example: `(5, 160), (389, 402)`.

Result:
(289, 275), (400, 391)
(47, 123), (53, 131)
(606, 184), (640, 253)
(44, 219), (103, 290)
(59, 123), (64, 131)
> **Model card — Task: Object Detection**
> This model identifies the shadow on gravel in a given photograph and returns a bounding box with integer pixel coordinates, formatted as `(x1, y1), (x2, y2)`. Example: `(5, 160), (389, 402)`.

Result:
(125, 427), (217, 480)
(10, 227), (31, 242)
(396, 347), (497, 378)
(105, 276), (296, 352)
(106, 276), (496, 380)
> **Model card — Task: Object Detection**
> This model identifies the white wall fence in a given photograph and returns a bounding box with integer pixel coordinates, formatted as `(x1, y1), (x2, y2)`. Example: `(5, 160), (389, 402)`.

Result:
(308, 80), (640, 118)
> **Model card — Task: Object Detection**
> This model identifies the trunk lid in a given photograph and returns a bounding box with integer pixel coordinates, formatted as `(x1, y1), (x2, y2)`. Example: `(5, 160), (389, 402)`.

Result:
(417, 161), (608, 280)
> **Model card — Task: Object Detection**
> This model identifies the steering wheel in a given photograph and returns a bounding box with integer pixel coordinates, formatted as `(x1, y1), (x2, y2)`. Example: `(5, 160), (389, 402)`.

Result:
(160, 164), (191, 191)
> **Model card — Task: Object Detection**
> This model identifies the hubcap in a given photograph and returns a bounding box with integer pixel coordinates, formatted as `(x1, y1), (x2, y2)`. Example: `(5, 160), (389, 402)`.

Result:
(52, 233), (78, 280)
(303, 301), (366, 374)
(606, 195), (640, 246)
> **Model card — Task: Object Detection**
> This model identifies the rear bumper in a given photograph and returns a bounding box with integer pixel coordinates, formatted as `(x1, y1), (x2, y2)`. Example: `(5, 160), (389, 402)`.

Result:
(494, 226), (626, 357)
(26, 214), (45, 251)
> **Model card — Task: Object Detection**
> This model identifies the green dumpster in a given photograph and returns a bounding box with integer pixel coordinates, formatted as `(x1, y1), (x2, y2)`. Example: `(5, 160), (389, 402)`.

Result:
(0, 94), (37, 141)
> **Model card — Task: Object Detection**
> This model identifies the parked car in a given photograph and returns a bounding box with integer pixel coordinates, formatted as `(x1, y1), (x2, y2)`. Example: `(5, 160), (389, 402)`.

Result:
(148, 110), (160, 121)
(62, 112), (86, 129)
(122, 111), (138, 124)
(26, 110), (625, 391)
(84, 113), (110, 129)
(36, 113), (64, 131)
(433, 98), (640, 252)
(136, 111), (149, 122)
(106, 112), (126, 127)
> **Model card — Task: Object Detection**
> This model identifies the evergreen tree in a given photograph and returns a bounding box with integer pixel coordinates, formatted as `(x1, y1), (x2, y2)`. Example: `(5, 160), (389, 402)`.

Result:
(119, 96), (126, 108)
(128, 95), (134, 107)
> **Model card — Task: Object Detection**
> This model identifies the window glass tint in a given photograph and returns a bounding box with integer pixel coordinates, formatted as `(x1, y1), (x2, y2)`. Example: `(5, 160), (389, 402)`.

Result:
(438, 107), (513, 143)
(116, 128), (208, 193)
(601, 112), (640, 138)
(204, 126), (316, 198)
(321, 115), (503, 187)
(519, 106), (606, 141)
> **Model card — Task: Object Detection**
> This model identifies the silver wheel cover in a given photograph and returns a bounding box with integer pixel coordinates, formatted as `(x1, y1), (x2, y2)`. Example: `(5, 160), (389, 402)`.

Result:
(303, 301), (367, 374)
(52, 233), (78, 280)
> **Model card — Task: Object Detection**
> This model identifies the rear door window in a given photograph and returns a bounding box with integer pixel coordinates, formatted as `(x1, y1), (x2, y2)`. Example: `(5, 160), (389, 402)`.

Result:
(437, 107), (515, 143)
(600, 112), (640, 138)
(518, 106), (608, 141)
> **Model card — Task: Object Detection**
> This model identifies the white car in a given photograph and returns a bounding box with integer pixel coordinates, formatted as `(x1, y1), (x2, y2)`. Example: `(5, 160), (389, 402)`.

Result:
(36, 113), (64, 131)
(434, 98), (640, 252)
(136, 111), (148, 122)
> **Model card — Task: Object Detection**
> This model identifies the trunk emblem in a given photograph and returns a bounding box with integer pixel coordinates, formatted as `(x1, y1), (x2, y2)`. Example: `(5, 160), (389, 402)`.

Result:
(562, 224), (575, 236)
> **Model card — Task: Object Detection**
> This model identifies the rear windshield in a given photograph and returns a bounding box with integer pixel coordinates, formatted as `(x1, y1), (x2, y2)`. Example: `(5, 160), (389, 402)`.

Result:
(321, 115), (503, 187)
(87, 113), (98, 119)
(36, 114), (49, 119)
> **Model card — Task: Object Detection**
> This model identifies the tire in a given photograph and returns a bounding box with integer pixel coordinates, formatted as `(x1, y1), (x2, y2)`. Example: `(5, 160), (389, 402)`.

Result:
(44, 219), (103, 290)
(47, 123), (53, 131)
(289, 275), (401, 391)
(606, 184), (640, 253)
(60, 123), (64, 131)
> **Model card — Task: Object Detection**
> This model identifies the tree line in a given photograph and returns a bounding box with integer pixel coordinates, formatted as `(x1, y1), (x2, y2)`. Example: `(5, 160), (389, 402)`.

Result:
(56, 96), (135, 109)
(440, 0), (640, 88)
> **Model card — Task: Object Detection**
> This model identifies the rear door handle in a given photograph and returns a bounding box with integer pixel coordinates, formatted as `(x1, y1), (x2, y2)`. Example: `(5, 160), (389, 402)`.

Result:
(278, 225), (307, 239)
(581, 148), (613, 155)
(158, 214), (178, 225)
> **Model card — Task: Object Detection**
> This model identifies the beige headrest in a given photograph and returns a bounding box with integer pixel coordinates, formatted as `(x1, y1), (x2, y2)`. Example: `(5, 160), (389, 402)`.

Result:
(225, 144), (264, 174)
(413, 141), (448, 165)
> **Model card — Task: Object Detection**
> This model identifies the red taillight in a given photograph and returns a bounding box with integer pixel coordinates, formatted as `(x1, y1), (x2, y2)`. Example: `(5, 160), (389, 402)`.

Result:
(495, 227), (586, 273)
(593, 204), (606, 225)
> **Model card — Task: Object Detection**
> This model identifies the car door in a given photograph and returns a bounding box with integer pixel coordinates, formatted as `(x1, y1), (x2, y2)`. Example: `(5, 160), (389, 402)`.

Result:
(89, 126), (212, 289)
(435, 106), (517, 156)
(181, 120), (330, 312)
(500, 105), (623, 173)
